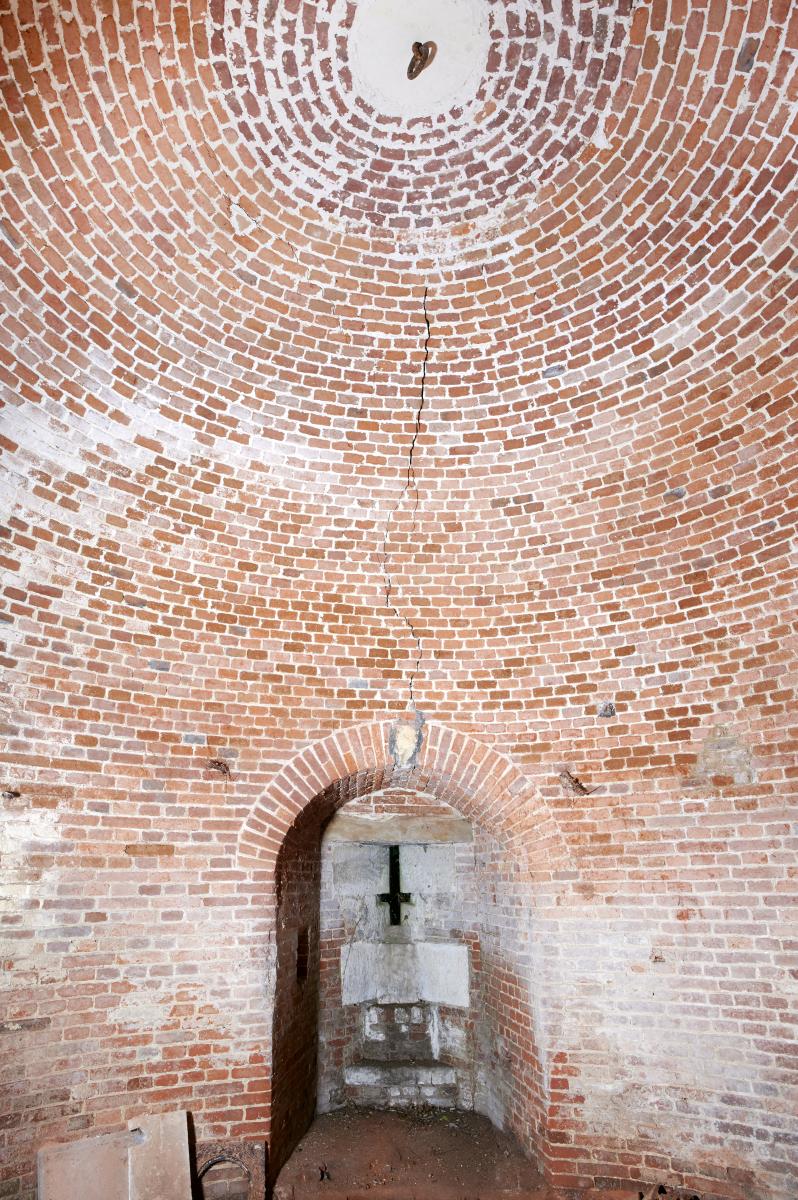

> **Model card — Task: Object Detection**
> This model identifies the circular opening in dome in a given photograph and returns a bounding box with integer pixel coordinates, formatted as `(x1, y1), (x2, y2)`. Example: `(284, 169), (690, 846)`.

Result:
(348, 0), (490, 120)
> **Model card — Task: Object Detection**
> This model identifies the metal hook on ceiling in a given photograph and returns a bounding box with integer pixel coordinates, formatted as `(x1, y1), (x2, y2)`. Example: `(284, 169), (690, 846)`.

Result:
(407, 40), (437, 80)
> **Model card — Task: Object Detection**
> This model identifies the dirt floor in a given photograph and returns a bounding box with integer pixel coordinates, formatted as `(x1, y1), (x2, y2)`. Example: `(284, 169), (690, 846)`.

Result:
(272, 1107), (552, 1200)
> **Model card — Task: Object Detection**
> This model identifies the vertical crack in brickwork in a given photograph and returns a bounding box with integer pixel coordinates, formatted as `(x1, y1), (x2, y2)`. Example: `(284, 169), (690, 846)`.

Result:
(381, 287), (431, 711)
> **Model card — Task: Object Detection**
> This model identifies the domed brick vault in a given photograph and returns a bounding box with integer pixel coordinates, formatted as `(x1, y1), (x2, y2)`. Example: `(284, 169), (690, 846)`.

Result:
(1, 0), (797, 1196)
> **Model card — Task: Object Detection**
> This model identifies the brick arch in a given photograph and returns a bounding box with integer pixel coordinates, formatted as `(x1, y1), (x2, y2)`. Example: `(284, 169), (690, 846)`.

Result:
(238, 720), (569, 878)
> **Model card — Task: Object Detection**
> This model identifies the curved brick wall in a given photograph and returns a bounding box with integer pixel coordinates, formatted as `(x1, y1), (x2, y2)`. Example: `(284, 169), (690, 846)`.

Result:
(1, 0), (797, 1197)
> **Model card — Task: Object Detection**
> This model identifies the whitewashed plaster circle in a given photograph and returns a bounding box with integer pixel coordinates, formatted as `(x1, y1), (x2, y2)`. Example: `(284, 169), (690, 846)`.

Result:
(209, 0), (636, 235)
(348, 0), (491, 119)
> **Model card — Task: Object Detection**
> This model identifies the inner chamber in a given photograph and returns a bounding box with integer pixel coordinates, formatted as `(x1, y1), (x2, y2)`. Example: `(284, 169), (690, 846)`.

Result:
(270, 786), (544, 1186)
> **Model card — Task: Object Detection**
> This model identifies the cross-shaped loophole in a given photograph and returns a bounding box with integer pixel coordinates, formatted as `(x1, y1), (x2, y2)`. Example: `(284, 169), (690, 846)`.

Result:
(377, 845), (412, 925)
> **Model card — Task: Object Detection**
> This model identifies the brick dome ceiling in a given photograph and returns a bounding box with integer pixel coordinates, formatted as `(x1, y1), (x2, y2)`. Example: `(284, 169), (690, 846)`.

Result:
(2, 0), (797, 718)
(2, 0), (794, 440)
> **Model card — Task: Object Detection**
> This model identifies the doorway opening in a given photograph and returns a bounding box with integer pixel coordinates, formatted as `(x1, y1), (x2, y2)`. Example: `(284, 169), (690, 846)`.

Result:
(269, 783), (548, 1191)
(316, 792), (475, 1112)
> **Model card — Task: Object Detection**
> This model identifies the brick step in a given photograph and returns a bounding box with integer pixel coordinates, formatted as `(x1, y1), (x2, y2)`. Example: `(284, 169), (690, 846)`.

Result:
(345, 1062), (457, 1087)
(359, 1039), (434, 1062)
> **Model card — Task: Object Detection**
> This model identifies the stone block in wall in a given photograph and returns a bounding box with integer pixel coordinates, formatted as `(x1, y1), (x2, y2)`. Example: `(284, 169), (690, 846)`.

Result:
(400, 844), (457, 895)
(331, 843), (389, 896)
(324, 813), (473, 845)
(342, 942), (469, 1006)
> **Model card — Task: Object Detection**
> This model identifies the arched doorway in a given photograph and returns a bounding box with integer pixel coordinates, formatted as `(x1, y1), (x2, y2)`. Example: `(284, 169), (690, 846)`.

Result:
(238, 719), (569, 1186)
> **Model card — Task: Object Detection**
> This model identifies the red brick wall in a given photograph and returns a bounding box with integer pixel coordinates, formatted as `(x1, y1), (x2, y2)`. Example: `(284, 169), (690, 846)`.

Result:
(269, 796), (326, 1181)
(2, 0), (797, 1198)
(471, 846), (549, 1159)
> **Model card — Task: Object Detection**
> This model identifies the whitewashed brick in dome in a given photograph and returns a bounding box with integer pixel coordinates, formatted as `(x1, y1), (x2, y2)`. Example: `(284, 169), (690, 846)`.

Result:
(209, 0), (636, 236)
